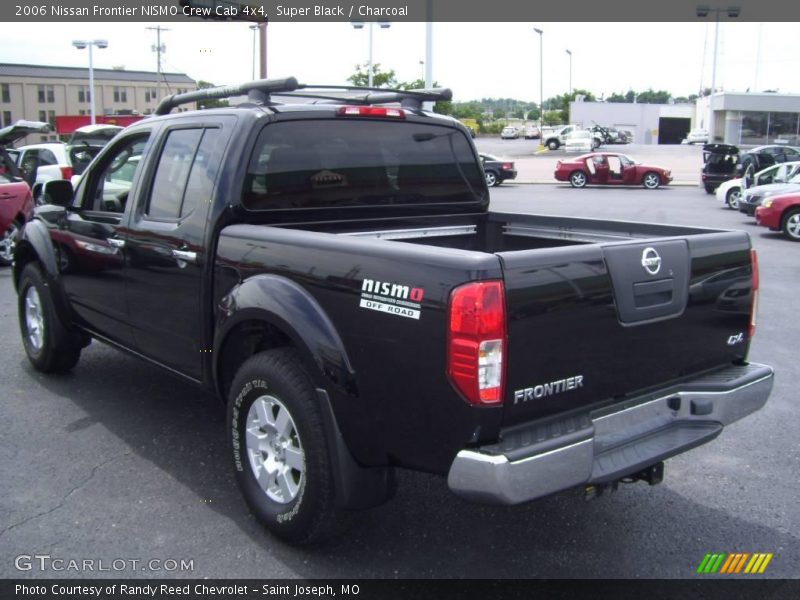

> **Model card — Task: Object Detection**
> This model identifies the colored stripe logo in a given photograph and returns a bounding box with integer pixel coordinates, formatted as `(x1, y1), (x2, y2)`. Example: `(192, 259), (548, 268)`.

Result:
(697, 552), (773, 574)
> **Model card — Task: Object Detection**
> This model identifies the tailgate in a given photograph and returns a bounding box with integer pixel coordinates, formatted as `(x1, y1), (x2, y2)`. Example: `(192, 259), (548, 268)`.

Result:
(498, 232), (754, 427)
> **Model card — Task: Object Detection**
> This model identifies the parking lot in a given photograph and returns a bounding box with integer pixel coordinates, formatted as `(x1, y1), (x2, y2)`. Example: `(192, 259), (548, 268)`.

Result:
(1, 183), (798, 579)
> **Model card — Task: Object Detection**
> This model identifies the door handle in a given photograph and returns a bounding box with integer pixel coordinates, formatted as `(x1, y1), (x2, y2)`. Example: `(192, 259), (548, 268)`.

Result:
(106, 238), (125, 248)
(171, 249), (198, 264)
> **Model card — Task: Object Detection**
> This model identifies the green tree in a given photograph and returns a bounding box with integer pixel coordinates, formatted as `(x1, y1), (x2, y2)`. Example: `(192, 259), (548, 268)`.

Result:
(197, 80), (229, 109)
(347, 63), (397, 88)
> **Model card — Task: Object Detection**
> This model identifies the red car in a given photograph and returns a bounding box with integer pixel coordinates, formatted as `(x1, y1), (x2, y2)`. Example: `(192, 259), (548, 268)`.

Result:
(0, 120), (49, 265)
(555, 152), (672, 189)
(0, 173), (33, 265)
(754, 192), (800, 241)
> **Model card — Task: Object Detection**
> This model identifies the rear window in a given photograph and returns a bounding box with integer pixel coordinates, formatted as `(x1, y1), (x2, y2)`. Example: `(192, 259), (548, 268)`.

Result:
(242, 119), (484, 211)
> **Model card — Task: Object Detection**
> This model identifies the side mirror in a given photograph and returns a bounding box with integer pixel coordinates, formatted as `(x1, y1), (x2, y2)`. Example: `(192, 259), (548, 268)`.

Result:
(42, 179), (74, 208)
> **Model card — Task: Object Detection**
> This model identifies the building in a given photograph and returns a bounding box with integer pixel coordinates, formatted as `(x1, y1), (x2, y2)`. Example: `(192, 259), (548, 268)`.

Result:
(695, 92), (800, 146)
(0, 63), (197, 143)
(569, 100), (695, 145)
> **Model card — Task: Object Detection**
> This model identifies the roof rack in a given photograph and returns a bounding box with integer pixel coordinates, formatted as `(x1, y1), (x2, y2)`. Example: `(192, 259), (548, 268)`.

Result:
(154, 78), (453, 115)
(154, 77), (300, 115)
(279, 85), (452, 110)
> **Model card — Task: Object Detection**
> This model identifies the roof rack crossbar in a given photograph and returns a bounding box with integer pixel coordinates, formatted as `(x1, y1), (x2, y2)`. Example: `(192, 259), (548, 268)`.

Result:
(289, 85), (453, 110)
(155, 77), (301, 115)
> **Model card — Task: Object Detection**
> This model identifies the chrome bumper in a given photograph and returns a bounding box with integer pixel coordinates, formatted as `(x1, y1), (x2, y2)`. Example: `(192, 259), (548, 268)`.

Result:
(448, 363), (774, 505)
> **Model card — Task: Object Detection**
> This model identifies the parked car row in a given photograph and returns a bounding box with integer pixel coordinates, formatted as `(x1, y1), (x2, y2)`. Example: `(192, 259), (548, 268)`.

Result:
(701, 143), (800, 194)
(0, 121), (122, 267)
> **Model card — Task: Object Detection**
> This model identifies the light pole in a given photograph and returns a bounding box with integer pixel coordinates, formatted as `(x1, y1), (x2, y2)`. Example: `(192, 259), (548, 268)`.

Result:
(534, 28), (543, 149)
(696, 5), (741, 142)
(351, 21), (391, 87)
(249, 25), (258, 79)
(565, 49), (572, 96)
(72, 39), (108, 125)
(146, 26), (170, 104)
(419, 60), (425, 83)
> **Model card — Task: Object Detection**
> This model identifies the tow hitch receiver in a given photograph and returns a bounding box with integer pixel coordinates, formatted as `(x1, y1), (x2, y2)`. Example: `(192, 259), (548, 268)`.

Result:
(584, 462), (665, 500)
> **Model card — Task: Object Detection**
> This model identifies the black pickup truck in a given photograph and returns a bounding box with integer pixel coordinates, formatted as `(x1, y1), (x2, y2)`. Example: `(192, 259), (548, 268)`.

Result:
(14, 78), (774, 544)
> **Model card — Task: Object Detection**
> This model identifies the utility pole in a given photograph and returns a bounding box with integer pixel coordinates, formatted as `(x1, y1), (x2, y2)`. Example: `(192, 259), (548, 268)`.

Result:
(146, 26), (170, 102)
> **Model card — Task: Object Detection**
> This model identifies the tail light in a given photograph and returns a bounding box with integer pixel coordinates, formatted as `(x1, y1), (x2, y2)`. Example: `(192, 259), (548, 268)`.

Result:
(447, 280), (506, 405)
(60, 166), (73, 180)
(336, 106), (406, 119)
(502, 162), (513, 171)
(749, 249), (759, 338)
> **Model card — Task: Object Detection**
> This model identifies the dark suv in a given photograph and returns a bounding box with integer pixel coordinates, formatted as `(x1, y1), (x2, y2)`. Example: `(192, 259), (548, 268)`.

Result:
(701, 144), (739, 194)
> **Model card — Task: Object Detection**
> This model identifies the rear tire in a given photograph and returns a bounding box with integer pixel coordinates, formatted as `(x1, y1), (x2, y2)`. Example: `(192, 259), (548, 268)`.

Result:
(704, 184), (716, 194)
(781, 208), (800, 242)
(570, 171), (588, 188)
(228, 348), (350, 544)
(547, 139), (559, 151)
(17, 263), (82, 373)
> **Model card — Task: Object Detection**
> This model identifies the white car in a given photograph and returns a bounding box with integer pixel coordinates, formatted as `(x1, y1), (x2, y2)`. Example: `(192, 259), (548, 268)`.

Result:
(683, 128), (709, 144)
(564, 130), (597, 153)
(523, 125), (540, 139)
(12, 141), (105, 197)
(717, 161), (800, 210)
(500, 126), (519, 140)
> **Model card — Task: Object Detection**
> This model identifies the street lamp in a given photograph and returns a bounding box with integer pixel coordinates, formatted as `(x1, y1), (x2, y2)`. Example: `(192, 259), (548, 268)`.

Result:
(696, 5), (741, 142)
(72, 39), (108, 125)
(534, 28), (543, 149)
(351, 21), (391, 87)
(565, 49), (572, 96)
(249, 25), (258, 80)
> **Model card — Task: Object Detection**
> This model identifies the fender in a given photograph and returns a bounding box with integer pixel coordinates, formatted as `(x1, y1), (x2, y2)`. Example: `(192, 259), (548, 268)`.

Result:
(14, 217), (59, 285)
(214, 273), (357, 395)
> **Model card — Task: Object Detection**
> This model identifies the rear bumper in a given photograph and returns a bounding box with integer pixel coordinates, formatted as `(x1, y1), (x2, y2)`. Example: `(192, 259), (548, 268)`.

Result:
(447, 363), (773, 505)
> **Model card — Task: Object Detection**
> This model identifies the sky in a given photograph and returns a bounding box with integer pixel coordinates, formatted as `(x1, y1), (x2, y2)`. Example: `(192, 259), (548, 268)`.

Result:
(1, 21), (799, 103)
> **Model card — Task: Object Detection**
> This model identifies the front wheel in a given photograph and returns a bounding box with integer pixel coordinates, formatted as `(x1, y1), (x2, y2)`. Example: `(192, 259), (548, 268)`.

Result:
(570, 171), (588, 188)
(726, 187), (742, 210)
(228, 349), (349, 544)
(781, 208), (800, 242)
(0, 219), (21, 266)
(17, 263), (83, 372)
(547, 139), (559, 151)
(485, 171), (499, 187)
(642, 172), (661, 189)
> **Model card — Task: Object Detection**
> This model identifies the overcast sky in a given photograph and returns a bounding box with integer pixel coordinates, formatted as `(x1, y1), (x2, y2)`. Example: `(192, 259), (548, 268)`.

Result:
(1, 21), (798, 102)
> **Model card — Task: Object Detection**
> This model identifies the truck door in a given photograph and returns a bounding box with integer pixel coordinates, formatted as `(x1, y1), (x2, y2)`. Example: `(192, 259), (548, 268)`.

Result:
(123, 119), (233, 380)
(56, 131), (151, 347)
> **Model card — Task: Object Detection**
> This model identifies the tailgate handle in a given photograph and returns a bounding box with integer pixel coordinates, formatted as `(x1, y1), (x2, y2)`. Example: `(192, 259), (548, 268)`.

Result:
(633, 278), (673, 308)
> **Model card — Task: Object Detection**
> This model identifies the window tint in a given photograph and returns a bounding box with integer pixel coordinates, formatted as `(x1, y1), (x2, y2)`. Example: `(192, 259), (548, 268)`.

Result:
(147, 129), (203, 220)
(180, 128), (223, 219)
(89, 136), (149, 213)
(242, 120), (484, 211)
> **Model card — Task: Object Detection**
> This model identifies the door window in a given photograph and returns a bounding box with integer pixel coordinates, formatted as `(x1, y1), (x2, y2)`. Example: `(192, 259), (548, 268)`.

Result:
(146, 127), (222, 221)
(86, 135), (149, 214)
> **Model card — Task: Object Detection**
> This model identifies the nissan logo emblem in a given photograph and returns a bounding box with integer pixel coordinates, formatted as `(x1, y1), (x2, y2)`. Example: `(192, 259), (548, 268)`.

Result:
(641, 247), (662, 275)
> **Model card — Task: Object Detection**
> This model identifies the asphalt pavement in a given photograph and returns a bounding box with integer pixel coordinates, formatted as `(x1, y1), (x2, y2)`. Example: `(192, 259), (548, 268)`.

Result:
(1, 184), (797, 579)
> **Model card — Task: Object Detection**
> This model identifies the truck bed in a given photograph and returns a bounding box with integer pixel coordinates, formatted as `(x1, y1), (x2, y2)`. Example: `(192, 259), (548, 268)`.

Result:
(216, 210), (754, 471)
